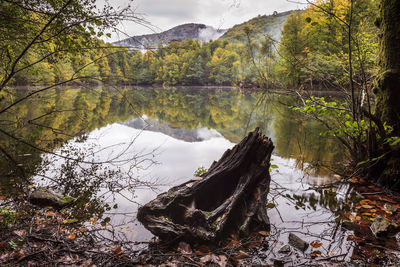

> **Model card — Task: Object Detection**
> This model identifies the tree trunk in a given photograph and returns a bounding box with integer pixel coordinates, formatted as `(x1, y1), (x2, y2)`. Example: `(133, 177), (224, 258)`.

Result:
(137, 128), (274, 243)
(371, 0), (400, 191)
(374, 0), (400, 131)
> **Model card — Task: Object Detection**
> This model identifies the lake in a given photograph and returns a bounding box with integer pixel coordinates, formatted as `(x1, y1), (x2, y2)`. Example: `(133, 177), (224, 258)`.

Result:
(0, 86), (354, 264)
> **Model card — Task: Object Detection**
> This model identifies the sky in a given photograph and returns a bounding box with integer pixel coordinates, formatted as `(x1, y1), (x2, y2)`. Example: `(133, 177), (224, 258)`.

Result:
(98, 0), (303, 42)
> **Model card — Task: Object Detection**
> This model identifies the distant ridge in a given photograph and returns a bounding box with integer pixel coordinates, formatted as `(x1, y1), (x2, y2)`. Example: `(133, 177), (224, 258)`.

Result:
(113, 23), (226, 49)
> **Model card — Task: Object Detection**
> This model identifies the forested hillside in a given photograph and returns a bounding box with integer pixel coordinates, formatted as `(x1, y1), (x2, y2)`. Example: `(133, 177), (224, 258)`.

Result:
(219, 10), (294, 43)
(4, 2), (380, 90)
(277, 0), (378, 89)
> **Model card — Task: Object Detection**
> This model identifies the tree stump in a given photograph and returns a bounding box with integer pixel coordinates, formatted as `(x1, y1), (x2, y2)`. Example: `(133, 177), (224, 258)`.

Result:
(137, 128), (274, 243)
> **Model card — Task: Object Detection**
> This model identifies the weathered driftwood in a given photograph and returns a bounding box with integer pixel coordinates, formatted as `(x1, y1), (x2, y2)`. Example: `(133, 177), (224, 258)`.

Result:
(137, 128), (274, 243)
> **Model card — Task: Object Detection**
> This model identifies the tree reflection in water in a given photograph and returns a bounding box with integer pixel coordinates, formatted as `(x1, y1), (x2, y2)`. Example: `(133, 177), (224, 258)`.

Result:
(1, 86), (363, 265)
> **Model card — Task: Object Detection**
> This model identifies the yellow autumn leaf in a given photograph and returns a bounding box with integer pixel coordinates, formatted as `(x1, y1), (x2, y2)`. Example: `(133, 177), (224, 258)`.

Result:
(361, 204), (374, 209)
(383, 209), (392, 214)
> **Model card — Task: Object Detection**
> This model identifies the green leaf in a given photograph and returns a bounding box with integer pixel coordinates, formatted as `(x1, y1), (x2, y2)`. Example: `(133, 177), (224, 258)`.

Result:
(305, 17), (312, 23)
(391, 137), (400, 145)
(270, 164), (278, 169)
(356, 160), (368, 167)
(64, 218), (79, 224)
(106, 33), (111, 38)
(266, 203), (276, 209)
(311, 22), (319, 26)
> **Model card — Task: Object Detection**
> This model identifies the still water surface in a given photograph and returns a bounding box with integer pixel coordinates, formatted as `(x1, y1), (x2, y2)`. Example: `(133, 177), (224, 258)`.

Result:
(2, 86), (353, 262)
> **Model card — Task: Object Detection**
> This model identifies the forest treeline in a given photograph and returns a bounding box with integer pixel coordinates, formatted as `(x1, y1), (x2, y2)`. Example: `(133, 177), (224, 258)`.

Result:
(5, 0), (378, 90)
(7, 38), (261, 87)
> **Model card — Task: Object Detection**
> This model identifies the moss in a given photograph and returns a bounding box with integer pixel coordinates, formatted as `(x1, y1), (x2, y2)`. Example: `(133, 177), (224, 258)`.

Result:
(60, 196), (75, 204)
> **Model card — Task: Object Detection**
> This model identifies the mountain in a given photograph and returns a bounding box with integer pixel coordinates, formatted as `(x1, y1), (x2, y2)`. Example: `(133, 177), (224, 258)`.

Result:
(219, 10), (296, 43)
(113, 23), (226, 49)
(121, 118), (222, 142)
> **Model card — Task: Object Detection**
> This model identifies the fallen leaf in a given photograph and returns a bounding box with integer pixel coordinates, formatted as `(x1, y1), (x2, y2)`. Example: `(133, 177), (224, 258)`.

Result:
(362, 213), (372, 216)
(15, 249), (25, 260)
(44, 211), (57, 217)
(80, 258), (93, 267)
(310, 240), (323, 248)
(377, 196), (397, 203)
(0, 251), (11, 261)
(225, 239), (241, 249)
(258, 231), (270, 236)
(89, 217), (98, 224)
(13, 230), (26, 237)
(200, 254), (227, 267)
(196, 245), (211, 253)
(310, 250), (322, 258)
(63, 219), (79, 224)
(382, 209), (392, 214)
(234, 250), (251, 259)
(0, 196), (6, 200)
(347, 212), (361, 222)
(361, 204), (374, 209)
(67, 233), (76, 240)
(349, 177), (359, 183)
(247, 237), (263, 248)
(80, 227), (86, 233)
(110, 245), (125, 255)
(177, 241), (192, 254)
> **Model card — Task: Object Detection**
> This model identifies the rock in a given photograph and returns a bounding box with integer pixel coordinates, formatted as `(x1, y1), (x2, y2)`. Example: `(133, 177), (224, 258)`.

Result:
(278, 244), (291, 254)
(384, 203), (398, 213)
(370, 216), (391, 236)
(288, 233), (309, 252)
(29, 188), (75, 209)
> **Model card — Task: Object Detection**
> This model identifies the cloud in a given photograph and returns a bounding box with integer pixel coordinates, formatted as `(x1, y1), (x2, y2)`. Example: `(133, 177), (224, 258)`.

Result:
(98, 0), (302, 42)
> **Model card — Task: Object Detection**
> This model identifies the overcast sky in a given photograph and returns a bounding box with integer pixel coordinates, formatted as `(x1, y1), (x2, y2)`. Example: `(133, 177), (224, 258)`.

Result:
(99, 0), (303, 42)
